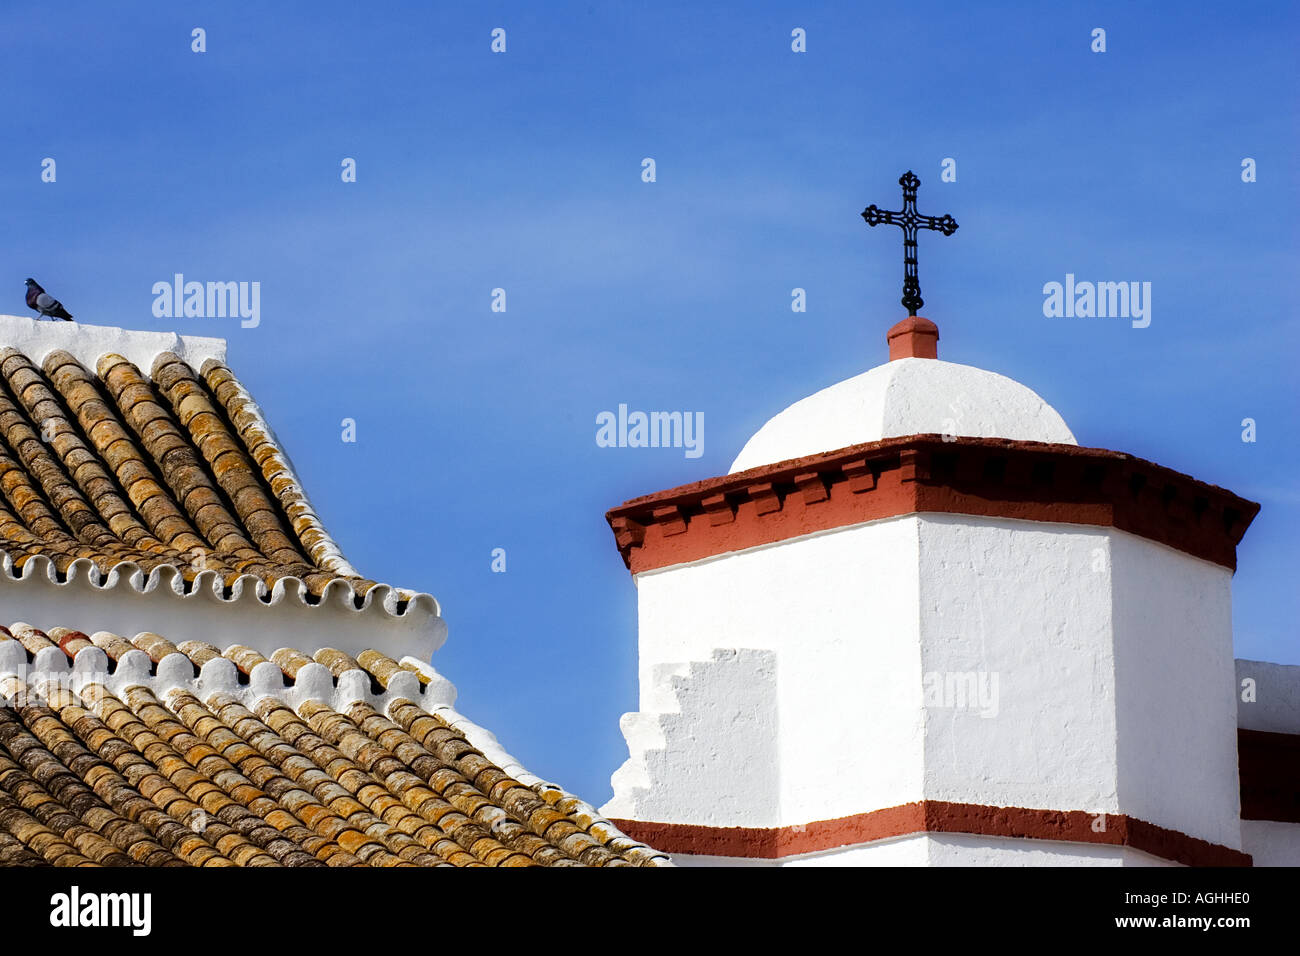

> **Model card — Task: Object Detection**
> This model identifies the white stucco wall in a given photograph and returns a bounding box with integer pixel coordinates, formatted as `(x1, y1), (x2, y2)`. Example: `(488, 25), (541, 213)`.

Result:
(607, 516), (925, 827)
(672, 833), (1172, 867)
(1235, 659), (1300, 734)
(1108, 532), (1241, 850)
(919, 833), (1174, 867)
(1240, 821), (1300, 866)
(606, 649), (781, 826)
(916, 515), (1120, 816)
(609, 512), (1247, 865)
(917, 516), (1241, 852)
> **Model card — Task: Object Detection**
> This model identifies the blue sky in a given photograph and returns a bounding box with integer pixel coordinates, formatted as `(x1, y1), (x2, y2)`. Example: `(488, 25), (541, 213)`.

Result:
(2, 1), (1295, 803)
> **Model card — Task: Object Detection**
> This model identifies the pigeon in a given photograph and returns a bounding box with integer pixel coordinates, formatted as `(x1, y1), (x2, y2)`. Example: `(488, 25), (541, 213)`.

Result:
(24, 278), (73, 321)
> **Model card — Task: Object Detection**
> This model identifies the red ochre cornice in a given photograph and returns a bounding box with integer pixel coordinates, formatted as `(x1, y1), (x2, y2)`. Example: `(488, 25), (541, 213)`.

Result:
(611, 801), (1252, 866)
(606, 435), (1259, 574)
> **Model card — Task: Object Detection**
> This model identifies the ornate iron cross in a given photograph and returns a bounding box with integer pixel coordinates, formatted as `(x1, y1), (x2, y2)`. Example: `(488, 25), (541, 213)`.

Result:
(861, 170), (958, 316)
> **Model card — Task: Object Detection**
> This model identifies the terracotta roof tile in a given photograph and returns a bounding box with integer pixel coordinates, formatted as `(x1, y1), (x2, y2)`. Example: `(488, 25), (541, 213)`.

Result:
(0, 332), (419, 613)
(0, 622), (669, 867)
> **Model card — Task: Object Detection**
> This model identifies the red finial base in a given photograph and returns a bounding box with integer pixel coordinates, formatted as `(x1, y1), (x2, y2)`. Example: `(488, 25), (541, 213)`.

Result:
(887, 316), (939, 360)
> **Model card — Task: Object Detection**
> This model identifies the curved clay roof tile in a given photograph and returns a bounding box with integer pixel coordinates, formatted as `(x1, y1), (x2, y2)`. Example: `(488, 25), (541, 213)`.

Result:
(0, 623), (672, 868)
(0, 323), (425, 621)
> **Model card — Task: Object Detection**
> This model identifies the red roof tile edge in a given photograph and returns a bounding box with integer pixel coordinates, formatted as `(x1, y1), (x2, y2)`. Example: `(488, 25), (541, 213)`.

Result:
(607, 434), (1260, 574)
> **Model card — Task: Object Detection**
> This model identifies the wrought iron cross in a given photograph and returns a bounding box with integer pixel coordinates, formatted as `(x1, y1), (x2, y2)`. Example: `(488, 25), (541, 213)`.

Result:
(861, 170), (958, 316)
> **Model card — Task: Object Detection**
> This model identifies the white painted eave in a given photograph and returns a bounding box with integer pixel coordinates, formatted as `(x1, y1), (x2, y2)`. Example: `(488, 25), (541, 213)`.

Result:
(0, 312), (227, 372)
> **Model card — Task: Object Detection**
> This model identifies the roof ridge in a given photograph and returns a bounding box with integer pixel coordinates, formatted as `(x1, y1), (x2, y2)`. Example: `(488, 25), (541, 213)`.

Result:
(0, 313), (226, 375)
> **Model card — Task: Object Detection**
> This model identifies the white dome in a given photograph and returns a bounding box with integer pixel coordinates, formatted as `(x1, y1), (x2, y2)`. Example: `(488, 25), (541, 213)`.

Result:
(729, 357), (1076, 474)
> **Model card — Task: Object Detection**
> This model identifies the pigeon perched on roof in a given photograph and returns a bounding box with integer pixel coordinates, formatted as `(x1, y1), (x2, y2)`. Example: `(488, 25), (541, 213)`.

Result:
(24, 278), (73, 321)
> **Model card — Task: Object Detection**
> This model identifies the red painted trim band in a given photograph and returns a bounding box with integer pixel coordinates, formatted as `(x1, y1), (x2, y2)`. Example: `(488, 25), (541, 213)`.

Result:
(611, 801), (1252, 866)
(607, 435), (1258, 574)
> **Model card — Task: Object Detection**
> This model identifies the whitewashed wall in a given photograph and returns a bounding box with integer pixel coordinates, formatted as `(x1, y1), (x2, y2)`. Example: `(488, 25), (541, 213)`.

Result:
(672, 834), (1173, 867)
(1109, 532), (1240, 850)
(607, 516), (925, 827)
(609, 512), (1250, 864)
(916, 515), (1120, 815)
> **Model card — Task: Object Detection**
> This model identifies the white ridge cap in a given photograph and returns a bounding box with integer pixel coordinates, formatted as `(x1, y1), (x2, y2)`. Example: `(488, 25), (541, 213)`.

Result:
(730, 357), (1077, 473)
(0, 313), (226, 373)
